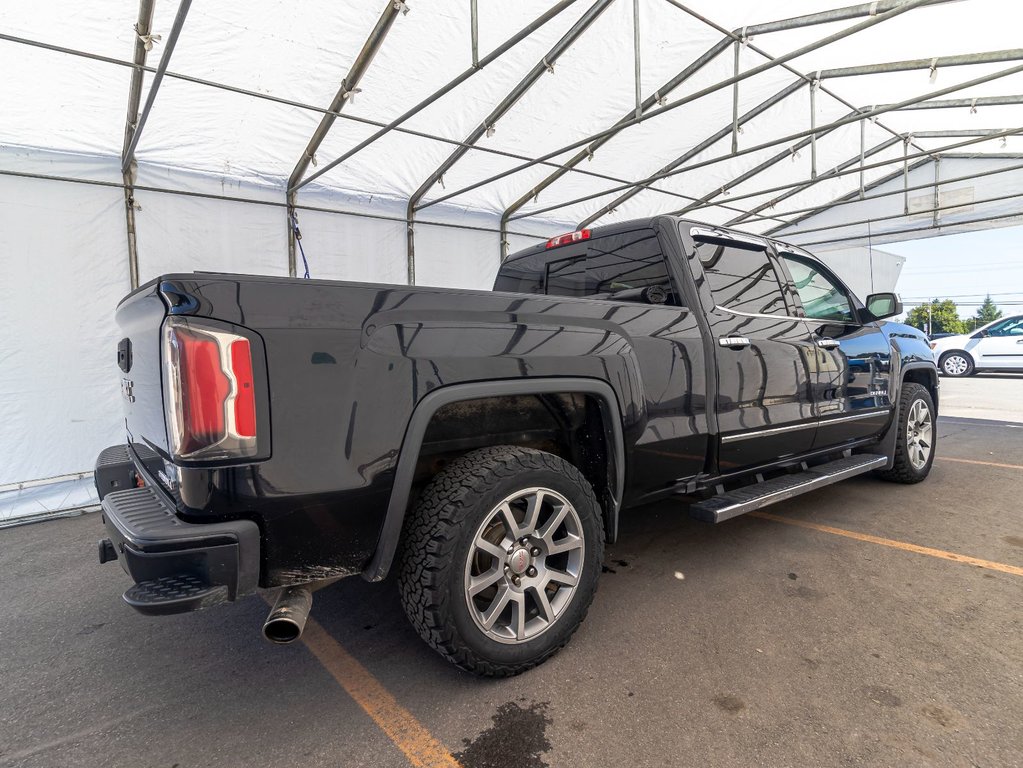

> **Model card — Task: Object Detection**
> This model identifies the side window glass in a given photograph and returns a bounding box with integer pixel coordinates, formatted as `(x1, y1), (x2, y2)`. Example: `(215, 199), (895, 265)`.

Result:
(781, 255), (856, 323)
(696, 242), (787, 316)
(987, 316), (1023, 336)
(493, 260), (544, 294)
(544, 229), (682, 306)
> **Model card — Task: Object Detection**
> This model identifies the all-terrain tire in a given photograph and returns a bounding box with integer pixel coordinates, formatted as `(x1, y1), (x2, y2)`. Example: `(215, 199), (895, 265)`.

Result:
(398, 445), (605, 677)
(876, 382), (936, 484)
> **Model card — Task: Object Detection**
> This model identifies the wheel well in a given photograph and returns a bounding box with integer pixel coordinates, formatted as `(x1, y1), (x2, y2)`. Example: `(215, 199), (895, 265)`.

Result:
(903, 367), (939, 411)
(412, 393), (615, 534)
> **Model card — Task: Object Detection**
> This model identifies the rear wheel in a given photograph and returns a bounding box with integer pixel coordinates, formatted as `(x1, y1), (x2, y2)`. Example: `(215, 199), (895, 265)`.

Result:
(939, 351), (973, 377)
(398, 445), (604, 677)
(876, 382), (936, 484)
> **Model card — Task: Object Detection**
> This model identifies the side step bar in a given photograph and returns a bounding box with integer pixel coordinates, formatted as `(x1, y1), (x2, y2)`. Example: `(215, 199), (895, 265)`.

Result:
(690, 454), (888, 524)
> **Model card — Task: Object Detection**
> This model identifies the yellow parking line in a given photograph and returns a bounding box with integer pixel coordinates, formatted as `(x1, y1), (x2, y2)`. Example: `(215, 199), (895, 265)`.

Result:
(750, 511), (1023, 577)
(936, 456), (1023, 471)
(299, 616), (461, 768)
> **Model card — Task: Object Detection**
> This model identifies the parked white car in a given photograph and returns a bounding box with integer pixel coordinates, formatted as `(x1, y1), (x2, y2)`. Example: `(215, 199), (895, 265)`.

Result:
(931, 315), (1023, 376)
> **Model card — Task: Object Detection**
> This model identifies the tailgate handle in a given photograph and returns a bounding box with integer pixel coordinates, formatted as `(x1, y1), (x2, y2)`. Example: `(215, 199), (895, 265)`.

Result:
(718, 336), (751, 350)
(117, 337), (132, 373)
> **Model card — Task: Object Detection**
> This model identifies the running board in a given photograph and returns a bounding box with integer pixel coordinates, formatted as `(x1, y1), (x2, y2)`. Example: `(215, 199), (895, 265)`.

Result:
(690, 454), (888, 524)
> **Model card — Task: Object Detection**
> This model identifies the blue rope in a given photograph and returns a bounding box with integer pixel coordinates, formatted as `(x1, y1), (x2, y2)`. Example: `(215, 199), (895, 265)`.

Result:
(290, 210), (311, 279)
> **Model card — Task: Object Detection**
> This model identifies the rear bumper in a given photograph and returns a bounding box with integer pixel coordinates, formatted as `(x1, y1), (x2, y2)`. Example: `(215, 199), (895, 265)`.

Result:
(95, 445), (260, 616)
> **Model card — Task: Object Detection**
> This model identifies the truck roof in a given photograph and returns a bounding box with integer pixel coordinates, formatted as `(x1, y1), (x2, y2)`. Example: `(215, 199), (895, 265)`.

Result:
(504, 215), (814, 265)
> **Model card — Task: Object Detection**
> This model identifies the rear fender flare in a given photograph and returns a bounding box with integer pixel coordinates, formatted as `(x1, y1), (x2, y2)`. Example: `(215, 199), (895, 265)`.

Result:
(362, 378), (626, 582)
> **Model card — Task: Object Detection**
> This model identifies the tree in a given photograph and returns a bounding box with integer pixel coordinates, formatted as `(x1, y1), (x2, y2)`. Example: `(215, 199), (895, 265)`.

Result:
(974, 294), (1002, 326)
(905, 299), (968, 336)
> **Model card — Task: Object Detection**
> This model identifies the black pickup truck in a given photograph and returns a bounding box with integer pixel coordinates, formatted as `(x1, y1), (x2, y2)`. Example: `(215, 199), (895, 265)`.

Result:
(95, 216), (937, 676)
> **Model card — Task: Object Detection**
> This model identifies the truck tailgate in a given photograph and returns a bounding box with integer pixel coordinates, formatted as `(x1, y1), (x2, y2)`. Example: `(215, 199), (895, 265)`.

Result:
(115, 285), (170, 460)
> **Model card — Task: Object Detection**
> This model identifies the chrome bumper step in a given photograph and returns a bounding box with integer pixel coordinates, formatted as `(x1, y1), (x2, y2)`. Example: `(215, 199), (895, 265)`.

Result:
(690, 454), (888, 524)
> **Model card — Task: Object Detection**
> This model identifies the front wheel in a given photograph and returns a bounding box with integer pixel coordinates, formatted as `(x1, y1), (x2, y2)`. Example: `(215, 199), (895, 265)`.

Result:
(398, 446), (605, 677)
(876, 382), (936, 484)
(939, 351), (974, 377)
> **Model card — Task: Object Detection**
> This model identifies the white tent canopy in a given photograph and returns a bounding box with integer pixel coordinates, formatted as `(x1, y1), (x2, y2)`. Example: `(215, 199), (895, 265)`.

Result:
(3, 0), (1022, 520)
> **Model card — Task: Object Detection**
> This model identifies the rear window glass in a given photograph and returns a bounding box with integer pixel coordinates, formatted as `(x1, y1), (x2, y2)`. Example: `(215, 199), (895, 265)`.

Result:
(495, 229), (682, 306)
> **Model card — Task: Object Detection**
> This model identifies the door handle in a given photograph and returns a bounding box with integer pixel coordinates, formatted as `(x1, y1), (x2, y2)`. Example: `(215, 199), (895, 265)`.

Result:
(718, 336), (751, 349)
(816, 338), (841, 349)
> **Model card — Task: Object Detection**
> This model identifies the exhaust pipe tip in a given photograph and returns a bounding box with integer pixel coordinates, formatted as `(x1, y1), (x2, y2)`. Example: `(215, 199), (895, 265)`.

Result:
(263, 586), (313, 644)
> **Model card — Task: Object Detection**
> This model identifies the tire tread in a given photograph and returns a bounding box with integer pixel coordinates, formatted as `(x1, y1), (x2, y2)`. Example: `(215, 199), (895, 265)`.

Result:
(876, 382), (935, 484)
(397, 445), (604, 677)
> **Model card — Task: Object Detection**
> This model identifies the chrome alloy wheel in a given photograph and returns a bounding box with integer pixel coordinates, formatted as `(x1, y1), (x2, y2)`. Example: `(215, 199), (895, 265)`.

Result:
(906, 398), (933, 470)
(464, 487), (584, 644)
(942, 354), (969, 376)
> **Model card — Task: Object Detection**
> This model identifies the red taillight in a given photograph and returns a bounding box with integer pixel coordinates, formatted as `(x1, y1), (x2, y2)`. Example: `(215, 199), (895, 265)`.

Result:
(163, 320), (259, 461)
(545, 229), (591, 249)
(230, 339), (256, 438)
(177, 330), (230, 452)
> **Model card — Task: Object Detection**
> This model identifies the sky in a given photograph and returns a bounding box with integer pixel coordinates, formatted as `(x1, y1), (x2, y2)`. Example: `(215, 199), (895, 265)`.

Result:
(882, 225), (1023, 322)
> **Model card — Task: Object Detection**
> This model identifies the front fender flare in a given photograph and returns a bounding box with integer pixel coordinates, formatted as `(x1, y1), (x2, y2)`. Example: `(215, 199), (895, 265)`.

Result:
(877, 361), (939, 469)
(362, 377), (626, 582)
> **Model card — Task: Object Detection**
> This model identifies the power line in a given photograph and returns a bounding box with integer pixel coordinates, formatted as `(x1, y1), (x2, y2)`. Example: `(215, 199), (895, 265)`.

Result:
(902, 292), (1023, 299)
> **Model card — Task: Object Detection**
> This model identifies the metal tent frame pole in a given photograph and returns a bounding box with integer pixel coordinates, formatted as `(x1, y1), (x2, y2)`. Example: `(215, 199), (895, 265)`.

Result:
(575, 79), (806, 228)
(285, 0), (402, 277)
(764, 145), (1023, 237)
(422, 0), (938, 214)
(121, 0), (157, 290)
(294, 0), (578, 193)
(674, 127), (1023, 218)
(506, 61), (1023, 223)
(0, 27), (780, 232)
(778, 209), (1023, 248)
(720, 130), (1011, 228)
(594, 48), (1023, 228)
(672, 114), (861, 217)
(643, 1), (939, 219)
(820, 48), (1023, 78)
(736, 156), (1023, 227)
(0, 27), (711, 207)
(879, 95), (1023, 110)
(722, 136), (904, 226)
(118, 0), (190, 288)
(498, 35), (732, 256)
(502, 0), (936, 254)
(404, 0), (614, 285)
(771, 189), (1023, 240)
(580, 47), (1023, 226)
(121, 0), (191, 174)
(0, 167), (555, 242)
(695, 128), (1023, 229)
(752, 131), (1021, 233)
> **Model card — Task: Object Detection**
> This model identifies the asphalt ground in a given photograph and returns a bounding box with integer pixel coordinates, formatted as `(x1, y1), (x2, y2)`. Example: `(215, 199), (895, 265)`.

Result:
(2, 415), (1021, 768)
(937, 372), (1023, 423)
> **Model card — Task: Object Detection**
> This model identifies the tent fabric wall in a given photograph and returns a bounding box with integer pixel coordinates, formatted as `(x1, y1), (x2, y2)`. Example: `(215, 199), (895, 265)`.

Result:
(0, 149), (557, 521)
(0, 153), (128, 521)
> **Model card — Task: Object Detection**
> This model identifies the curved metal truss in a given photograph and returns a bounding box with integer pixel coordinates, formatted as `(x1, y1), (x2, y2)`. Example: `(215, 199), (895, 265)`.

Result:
(4, 0), (1022, 285)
